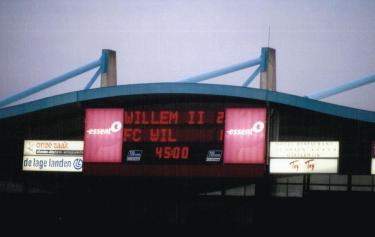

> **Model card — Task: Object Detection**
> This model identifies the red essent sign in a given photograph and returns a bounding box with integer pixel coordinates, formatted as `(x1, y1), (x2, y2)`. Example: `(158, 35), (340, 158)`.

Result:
(84, 109), (124, 163)
(223, 108), (267, 164)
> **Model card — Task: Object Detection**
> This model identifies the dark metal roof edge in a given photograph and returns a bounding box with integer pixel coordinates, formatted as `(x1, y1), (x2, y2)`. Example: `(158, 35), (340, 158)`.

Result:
(0, 83), (374, 123)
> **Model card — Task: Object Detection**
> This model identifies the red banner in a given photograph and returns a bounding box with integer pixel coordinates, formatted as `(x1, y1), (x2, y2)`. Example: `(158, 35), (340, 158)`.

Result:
(83, 109), (124, 163)
(223, 108), (267, 164)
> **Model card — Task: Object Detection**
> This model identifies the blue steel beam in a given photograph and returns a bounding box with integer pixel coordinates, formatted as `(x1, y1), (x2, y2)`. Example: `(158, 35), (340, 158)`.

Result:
(0, 58), (101, 108)
(178, 57), (262, 83)
(307, 74), (375, 100)
(84, 68), (102, 90)
(242, 66), (261, 87)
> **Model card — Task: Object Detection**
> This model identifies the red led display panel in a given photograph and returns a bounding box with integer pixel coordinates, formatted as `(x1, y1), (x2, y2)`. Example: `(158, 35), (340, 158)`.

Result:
(122, 110), (225, 164)
(223, 108), (267, 164)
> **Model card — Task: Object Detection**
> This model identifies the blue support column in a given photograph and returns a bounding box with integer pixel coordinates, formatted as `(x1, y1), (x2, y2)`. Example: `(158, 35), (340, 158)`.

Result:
(101, 49), (109, 73)
(260, 47), (269, 72)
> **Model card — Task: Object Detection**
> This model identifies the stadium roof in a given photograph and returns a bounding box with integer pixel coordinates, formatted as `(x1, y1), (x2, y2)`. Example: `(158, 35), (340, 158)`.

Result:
(0, 83), (374, 123)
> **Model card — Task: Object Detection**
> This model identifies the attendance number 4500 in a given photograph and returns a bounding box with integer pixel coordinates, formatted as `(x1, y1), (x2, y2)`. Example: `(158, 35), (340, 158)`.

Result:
(155, 146), (189, 160)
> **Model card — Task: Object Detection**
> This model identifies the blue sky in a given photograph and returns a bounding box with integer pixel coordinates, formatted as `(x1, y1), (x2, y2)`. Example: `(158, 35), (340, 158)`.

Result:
(0, 0), (374, 111)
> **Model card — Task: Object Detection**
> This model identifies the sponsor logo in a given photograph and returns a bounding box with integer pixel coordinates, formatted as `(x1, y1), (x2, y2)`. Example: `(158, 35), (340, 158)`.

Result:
(84, 109), (124, 163)
(289, 159), (315, 172)
(86, 121), (122, 135)
(73, 158), (83, 170)
(206, 150), (223, 162)
(226, 121), (265, 136)
(127, 150), (143, 161)
(224, 108), (266, 164)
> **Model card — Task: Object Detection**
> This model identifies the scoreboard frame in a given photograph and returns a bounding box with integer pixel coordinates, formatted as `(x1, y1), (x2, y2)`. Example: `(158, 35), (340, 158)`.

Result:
(83, 104), (268, 178)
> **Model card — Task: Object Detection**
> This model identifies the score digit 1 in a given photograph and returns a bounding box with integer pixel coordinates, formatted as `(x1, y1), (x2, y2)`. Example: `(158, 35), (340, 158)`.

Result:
(155, 146), (189, 160)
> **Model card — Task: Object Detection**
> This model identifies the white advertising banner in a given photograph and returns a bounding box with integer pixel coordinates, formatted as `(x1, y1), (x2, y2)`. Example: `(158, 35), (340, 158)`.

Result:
(24, 140), (83, 156)
(270, 141), (339, 174)
(270, 141), (339, 158)
(23, 156), (83, 172)
(23, 140), (83, 172)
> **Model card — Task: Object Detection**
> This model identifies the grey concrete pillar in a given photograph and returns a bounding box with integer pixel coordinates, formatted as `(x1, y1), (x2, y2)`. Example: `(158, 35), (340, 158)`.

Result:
(101, 49), (117, 87)
(260, 48), (276, 91)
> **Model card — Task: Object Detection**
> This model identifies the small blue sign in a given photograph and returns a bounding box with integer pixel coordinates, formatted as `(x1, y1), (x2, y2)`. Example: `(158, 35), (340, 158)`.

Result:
(127, 150), (143, 161)
(206, 150), (223, 162)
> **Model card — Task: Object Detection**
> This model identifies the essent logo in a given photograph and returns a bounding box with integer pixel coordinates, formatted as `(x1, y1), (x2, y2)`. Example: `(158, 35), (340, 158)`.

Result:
(86, 121), (122, 135)
(226, 121), (265, 136)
